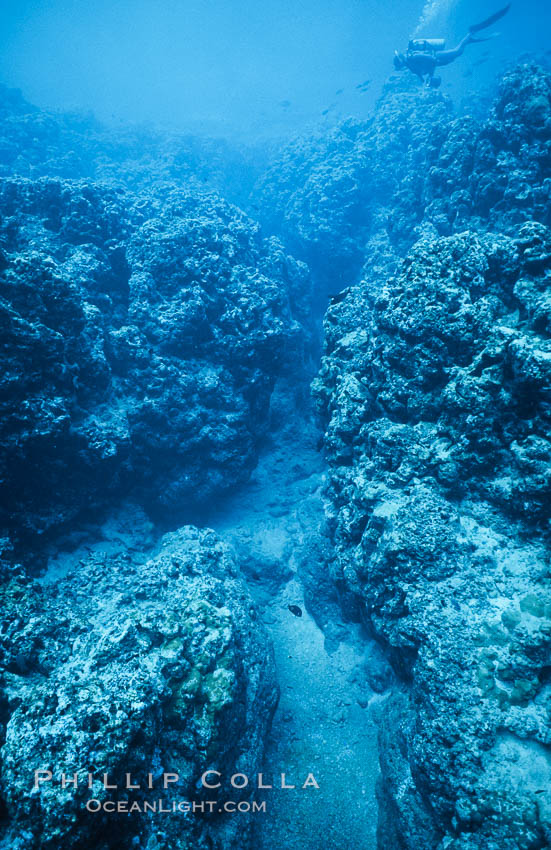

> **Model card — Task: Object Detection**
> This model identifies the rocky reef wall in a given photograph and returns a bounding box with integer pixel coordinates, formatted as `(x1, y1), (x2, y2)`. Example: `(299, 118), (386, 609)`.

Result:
(251, 78), (452, 295)
(0, 522), (277, 849)
(253, 64), (551, 303)
(0, 85), (265, 206)
(313, 65), (551, 849)
(0, 174), (312, 563)
(0, 88), (313, 850)
(1, 58), (551, 850)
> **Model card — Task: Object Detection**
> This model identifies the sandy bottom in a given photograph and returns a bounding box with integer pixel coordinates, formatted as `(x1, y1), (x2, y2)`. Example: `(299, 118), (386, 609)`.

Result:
(43, 408), (382, 850)
(206, 413), (381, 850)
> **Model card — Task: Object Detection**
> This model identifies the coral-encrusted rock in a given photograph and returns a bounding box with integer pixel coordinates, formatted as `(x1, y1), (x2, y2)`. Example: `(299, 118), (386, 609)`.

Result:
(0, 84), (263, 206)
(0, 177), (310, 558)
(426, 64), (551, 237)
(313, 229), (551, 849)
(0, 524), (278, 850)
(253, 65), (551, 302)
(252, 79), (452, 290)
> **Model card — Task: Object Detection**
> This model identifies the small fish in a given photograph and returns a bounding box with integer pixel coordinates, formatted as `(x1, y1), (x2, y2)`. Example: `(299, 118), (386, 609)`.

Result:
(279, 99), (292, 108)
(288, 604), (303, 618)
(321, 108), (330, 116)
(356, 79), (371, 90)
(335, 88), (344, 95)
(535, 789), (546, 794)
(329, 287), (350, 305)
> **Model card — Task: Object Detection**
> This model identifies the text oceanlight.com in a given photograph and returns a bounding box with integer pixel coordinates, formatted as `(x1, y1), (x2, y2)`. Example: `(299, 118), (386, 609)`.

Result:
(86, 798), (268, 814)
(33, 770), (320, 814)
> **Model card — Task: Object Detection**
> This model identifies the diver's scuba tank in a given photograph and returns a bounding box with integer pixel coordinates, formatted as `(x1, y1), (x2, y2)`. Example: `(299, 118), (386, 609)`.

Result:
(408, 38), (446, 53)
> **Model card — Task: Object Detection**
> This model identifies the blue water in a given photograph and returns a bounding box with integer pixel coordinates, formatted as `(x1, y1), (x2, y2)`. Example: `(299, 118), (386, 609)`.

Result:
(0, 1), (550, 849)
(0, 0), (547, 136)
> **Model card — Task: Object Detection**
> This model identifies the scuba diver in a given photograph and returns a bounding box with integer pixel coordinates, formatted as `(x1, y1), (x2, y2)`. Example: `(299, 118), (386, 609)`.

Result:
(394, 4), (511, 87)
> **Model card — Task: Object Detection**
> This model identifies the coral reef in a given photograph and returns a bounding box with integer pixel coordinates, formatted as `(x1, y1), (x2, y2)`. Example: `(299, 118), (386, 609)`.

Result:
(1, 55), (551, 850)
(425, 64), (551, 237)
(311, 63), (551, 850)
(314, 227), (551, 848)
(0, 176), (310, 561)
(253, 64), (551, 300)
(252, 77), (452, 292)
(0, 85), (264, 206)
(0, 523), (277, 849)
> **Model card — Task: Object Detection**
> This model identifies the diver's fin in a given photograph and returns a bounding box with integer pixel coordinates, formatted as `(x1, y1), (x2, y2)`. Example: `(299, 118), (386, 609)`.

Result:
(469, 32), (501, 44)
(469, 4), (510, 34)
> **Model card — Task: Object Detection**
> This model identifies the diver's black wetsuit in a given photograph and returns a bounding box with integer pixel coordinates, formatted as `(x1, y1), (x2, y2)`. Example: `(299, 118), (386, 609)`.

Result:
(394, 4), (510, 87)
(404, 33), (474, 83)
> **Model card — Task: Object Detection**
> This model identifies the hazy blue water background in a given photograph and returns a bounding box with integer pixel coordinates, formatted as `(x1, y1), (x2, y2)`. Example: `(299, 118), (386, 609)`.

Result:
(0, 0), (548, 138)
(0, 3), (550, 849)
